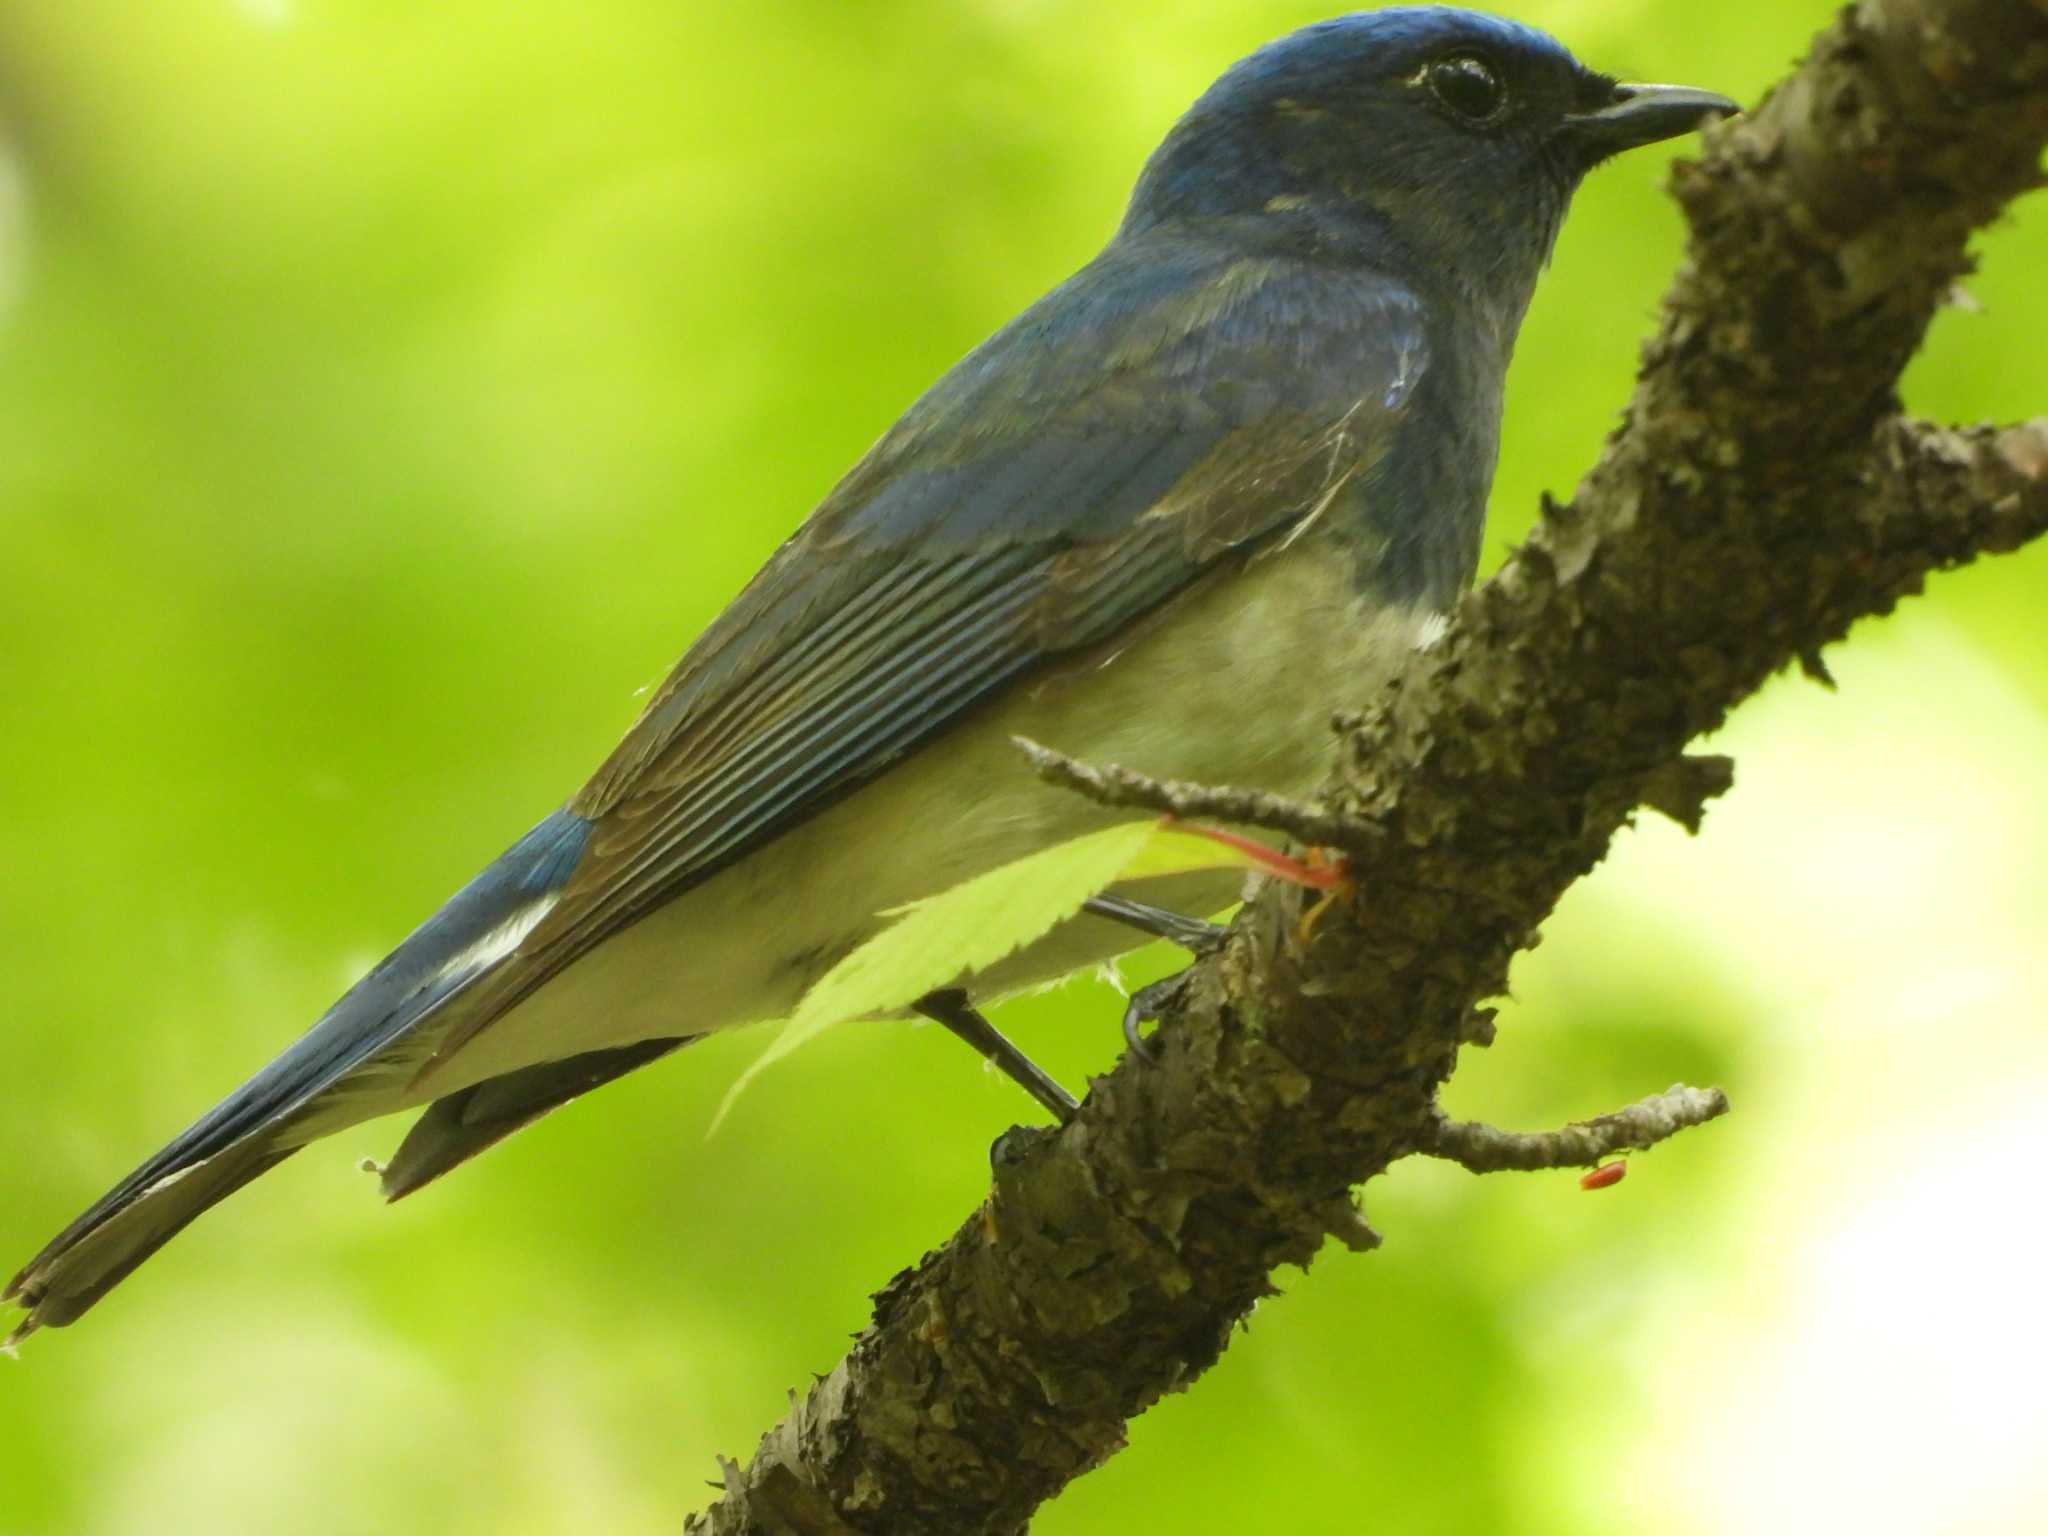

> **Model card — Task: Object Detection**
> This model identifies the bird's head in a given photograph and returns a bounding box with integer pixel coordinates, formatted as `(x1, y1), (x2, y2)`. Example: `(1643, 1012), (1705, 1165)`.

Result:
(1121, 7), (1736, 315)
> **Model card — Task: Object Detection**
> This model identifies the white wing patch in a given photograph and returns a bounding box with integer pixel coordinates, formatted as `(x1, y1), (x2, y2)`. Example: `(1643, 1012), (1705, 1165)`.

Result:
(138, 1159), (207, 1200)
(431, 894), (561, 983)
(1382, 338), (1424, 411)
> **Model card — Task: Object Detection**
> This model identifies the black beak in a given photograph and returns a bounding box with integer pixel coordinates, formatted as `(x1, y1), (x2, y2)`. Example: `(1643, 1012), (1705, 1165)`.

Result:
(1564, 81), (1740, 162)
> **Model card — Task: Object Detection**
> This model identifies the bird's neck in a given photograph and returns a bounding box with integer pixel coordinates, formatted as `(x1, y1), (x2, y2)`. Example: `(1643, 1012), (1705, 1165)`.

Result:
(1321, 201), (1556, 343)
(1129, 202), (1547, 360)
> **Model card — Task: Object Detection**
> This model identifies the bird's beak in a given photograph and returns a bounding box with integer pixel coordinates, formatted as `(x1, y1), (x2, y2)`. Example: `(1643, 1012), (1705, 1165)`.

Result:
(1563, 81), (1740, 162)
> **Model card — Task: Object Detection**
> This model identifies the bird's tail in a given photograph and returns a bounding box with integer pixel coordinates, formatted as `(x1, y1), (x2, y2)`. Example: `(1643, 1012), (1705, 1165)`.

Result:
(375, 1036), (695, 1201)
(6, 1035), (696, 1342)
(6, 1137), (297, 1345)
(7, 811), (601, 1345)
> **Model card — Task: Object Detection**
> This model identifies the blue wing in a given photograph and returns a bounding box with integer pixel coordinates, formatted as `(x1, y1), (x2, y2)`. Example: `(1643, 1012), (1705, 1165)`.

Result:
(427, 228), (1431, 1071)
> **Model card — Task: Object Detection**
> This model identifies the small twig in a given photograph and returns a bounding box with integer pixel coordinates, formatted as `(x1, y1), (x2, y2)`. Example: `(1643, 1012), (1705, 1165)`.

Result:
(1014, 736), (1376, 851)
(1423, 1084), (1730, 1173)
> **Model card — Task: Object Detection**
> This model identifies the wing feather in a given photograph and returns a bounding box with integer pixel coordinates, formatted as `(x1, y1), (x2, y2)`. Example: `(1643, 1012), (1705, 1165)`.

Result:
(421, 235), (1431, 1079)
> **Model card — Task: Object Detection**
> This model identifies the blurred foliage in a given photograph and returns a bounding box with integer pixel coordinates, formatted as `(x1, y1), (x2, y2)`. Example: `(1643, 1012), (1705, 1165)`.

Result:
(2, 3), (2045, 1534)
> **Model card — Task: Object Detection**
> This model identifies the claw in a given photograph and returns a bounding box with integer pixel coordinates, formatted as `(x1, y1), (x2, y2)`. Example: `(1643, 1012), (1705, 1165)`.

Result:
(1119, 972), (1188, 1064)
(1122, 994), (1159, 1062)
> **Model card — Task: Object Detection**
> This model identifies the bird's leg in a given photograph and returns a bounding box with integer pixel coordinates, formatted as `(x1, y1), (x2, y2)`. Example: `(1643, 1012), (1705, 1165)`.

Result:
(1082, 893), (1230, 954)
(920, 902), (1230, 1095)
(915, 988), (1079, 1124)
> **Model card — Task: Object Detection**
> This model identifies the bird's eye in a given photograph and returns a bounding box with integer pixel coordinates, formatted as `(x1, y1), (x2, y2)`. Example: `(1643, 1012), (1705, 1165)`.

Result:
(1425, 53), (1505, 122)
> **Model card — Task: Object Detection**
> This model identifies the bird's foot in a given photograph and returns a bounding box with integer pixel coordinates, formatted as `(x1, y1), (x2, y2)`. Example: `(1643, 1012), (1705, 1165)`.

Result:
(1121, 970), (1195, 1063)
(1106, 837), (1357, 1063)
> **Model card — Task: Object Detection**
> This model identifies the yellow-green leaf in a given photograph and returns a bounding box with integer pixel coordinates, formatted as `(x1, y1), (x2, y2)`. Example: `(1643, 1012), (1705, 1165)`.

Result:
(710, 818), (1261, 1130)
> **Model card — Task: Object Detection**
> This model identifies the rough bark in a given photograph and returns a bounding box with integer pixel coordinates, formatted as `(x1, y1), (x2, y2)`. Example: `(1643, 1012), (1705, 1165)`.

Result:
(687, 2), (2048, 1531)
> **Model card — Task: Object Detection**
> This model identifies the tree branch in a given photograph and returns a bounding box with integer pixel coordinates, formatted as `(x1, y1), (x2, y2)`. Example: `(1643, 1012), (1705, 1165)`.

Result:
(1012, 736), (1379, 852)
(687, 3), (2048, 1531)
(1424, 1084), (1732, 1174)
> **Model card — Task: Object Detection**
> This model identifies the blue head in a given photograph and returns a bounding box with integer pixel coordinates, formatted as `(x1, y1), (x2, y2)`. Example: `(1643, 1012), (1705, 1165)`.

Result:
(1122, 8), (1733, 317)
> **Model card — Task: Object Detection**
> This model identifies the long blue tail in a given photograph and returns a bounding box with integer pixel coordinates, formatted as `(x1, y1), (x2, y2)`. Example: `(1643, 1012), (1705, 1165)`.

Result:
(5, 809), (592, 1341)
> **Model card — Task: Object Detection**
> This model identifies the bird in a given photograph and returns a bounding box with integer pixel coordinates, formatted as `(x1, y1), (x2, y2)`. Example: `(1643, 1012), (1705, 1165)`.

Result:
(5, 7), (1735, 1342)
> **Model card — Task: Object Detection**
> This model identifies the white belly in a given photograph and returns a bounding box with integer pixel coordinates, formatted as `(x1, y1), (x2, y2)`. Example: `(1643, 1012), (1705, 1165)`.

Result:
(429, 543), (1436, 1095)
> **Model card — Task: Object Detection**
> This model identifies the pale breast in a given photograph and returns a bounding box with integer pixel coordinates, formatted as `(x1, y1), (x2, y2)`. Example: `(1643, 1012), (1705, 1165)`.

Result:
(428, 535), (1441, 1094)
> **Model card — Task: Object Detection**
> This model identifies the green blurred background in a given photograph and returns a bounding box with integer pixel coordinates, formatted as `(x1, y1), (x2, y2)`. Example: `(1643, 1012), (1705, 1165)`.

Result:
(3, 2), (2044, 1532)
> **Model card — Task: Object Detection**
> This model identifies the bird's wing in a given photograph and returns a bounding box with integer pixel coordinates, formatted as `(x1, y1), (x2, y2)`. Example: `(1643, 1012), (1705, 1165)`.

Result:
(422, 238), (1430, 1079)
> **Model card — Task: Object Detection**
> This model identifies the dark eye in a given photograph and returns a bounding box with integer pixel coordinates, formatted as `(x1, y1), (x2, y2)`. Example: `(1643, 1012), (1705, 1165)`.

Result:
(1426, 53), (1505, 121)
